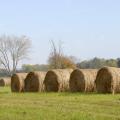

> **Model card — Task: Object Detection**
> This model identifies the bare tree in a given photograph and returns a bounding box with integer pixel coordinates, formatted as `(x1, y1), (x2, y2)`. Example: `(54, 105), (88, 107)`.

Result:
(0, 35), (31, 75)
(48, 40), (63, 69)
(50, 40), (58, 69)
(0, 36), (11, 75)
(48, 40), (76, 69)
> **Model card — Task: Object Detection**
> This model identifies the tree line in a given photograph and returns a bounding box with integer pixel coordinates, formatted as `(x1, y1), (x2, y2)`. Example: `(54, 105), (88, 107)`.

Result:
(21, 57), (120, 72)
(77, 57), (120, 69)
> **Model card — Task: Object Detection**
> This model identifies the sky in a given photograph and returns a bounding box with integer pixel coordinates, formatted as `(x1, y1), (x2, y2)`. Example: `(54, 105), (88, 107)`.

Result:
(0, 0), (120, 65)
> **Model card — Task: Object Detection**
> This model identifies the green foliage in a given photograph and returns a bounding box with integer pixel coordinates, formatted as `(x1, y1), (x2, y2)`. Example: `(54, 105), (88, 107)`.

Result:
(77, 57), (118, 69)
(106, 59), (118, 67)
(117, 58), (120, 68)
(22, 64), (49, 72)
(0, 69), (9, 77)
(21, 57), (120, 72)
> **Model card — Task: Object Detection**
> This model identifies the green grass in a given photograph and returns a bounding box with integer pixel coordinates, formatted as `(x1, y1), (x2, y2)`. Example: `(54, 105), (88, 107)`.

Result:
(0, 87), (120, 120)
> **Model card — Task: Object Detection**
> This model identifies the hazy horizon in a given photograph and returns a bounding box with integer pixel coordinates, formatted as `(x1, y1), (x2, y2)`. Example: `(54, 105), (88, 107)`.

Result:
(0, 0), (120, 65)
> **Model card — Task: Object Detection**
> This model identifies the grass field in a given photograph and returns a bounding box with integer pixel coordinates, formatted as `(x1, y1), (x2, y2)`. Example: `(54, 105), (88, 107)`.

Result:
(0, 87), (120, 120)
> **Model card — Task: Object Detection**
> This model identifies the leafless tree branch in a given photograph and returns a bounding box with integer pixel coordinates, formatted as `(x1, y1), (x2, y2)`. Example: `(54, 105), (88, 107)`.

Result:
(0, 35), (31, 75)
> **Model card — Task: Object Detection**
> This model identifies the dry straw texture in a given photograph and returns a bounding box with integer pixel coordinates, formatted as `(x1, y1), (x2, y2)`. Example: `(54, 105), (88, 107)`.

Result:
(11, 73), (27, 92)
(24, 71), (46, 92)
(44, 69), (73, 92)
(95, 67), (120, 94)
(0, 77), (11, 86)
(69, 69), (97, 92)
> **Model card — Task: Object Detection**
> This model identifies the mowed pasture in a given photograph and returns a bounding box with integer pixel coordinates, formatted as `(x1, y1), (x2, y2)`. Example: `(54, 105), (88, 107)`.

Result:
(0, 87), (120, 120)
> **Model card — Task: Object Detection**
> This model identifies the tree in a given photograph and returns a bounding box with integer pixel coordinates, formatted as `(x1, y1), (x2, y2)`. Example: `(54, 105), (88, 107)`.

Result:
(48, 54), (76, 69)
(48, 40), (63, 69)
(22, 64), (49, 72)
(106, 59), (117, 67)
(89, 58), (106, 68)
(69, 56), (79, 64)
(48, 40), (76, 69)
(0, 35), (31, 75)
(60, 56), (76, 69)
(117, 58), (120, 68)
(77, 57), (118, 69)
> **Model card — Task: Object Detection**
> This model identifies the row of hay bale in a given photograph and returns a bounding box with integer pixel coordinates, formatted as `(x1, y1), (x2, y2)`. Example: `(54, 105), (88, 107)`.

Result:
(70, 67), (120, 94)
(10, 67), (120, 94)
(11, 69), (73, 92)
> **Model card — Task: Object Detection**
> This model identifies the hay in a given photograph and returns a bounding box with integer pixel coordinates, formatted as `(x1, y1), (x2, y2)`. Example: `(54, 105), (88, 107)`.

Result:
(0, 77), (11, 86)
(44, 69), (73, 92)
(11, 73), (27, 92)
(24, 71), (46, 92)
(69, 69), (97, 92)
(95, 67), (120, 94)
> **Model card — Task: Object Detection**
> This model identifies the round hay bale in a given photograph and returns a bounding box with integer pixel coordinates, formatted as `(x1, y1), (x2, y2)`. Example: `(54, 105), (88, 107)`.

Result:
(0, 79), (5, 86)
(44, 69), (73, 92)
(11, 73), (27, 92)
(0, 77), (11, 87)
(95, 67), (120, 94)
(24, 71), (46, 92)
(69, 69), (97, 92)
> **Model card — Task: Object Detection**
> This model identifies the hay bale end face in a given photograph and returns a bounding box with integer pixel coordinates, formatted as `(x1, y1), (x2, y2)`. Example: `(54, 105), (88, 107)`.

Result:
(95, 67), (120, 94)
(11, 73), (27, 92)
(24, 71), (46, 92)
(44, 69), (73, 92)
(69, 69), (97, 92)
(0, 79), (5, 86)
(0, 77), (11, 87)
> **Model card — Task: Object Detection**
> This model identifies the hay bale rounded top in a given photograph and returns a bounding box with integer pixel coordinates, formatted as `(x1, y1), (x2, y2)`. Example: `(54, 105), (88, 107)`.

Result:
(0, 77), (11, 86)
(95, 67), (120, 93)
(69, 69), (97, 92)
(11, 73), (27, 92)
(44, 69), (73, 92)
(24, 71), (46, 92)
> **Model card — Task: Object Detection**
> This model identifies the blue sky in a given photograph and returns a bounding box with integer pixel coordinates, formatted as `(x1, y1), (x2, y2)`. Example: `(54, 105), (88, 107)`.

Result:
(0, 0), (120, 65)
